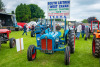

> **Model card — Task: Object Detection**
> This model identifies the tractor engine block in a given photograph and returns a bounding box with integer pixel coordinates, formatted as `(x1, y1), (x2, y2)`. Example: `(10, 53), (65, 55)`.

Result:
(0, 33), (8, 42)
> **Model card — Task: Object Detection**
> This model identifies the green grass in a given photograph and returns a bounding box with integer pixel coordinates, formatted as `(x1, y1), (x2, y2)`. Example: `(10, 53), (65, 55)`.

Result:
(0, 31), (100, 67)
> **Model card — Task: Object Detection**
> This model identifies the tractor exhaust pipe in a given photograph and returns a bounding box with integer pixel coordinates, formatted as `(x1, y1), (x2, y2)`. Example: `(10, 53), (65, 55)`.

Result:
(53, 19), (56, 32)
(65, 18), (66, 31)
(51, 19), (52, 31)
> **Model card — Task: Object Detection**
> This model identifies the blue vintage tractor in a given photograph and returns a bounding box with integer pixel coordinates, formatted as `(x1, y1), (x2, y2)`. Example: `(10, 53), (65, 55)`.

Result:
(27, 19), (75, 65)
(31, 19), (49, 37)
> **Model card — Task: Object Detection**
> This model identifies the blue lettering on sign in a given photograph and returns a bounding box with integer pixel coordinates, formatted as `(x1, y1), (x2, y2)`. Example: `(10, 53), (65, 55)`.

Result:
(56, 16), (58, 19)
(59, 5), (69, 8)
(48, 2), (57, 5)
(68, 1), (70, 4)
(53, 16), (54, 19)
(64, 16), (66, 18)
(65, 5), (67, 7)
(50, 16), (51, 19)
(50, 5), (57, 8)
(60, 16), (62, 18)
(58, 1), (70, 4)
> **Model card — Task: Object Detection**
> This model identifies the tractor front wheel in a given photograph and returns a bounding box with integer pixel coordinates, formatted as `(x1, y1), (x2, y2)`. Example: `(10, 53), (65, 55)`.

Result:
(27, 45), (36, 61)
(65, 46), (70, 65)
(92, 35), (100, 58)
(9, 38), (16, 48)
(68, 30), (75, 53)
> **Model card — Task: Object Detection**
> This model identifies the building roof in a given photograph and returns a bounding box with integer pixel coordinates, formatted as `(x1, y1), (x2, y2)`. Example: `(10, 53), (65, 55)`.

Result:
(0, 12), (14, 16)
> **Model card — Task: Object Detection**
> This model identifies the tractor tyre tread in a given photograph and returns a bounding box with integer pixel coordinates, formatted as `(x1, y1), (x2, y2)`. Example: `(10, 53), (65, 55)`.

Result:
(65, 46), (70, 65)
(27, 45), (36, 61)
(68, 30), (75, 53)
(92, 35), (100, 58)
(9, 38), (16, 48)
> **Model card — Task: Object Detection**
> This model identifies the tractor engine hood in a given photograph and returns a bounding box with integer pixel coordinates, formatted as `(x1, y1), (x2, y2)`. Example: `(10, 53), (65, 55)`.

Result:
(0, 29), (11, 33)
(40, 31), (61, 39)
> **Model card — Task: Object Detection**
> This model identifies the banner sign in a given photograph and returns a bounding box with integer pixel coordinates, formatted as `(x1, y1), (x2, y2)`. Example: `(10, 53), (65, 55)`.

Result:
(47, 0), (70, 19)
(16, 38), (24, 52)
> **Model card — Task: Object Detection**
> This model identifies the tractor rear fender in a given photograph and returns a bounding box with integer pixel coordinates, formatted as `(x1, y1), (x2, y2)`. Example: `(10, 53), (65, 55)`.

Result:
(0, 29), (11, 39)
(45, 28), (50, 33)
(93, 33), (100, 38)
(64, 29), (69, 36)
(57, 31), (61, 36)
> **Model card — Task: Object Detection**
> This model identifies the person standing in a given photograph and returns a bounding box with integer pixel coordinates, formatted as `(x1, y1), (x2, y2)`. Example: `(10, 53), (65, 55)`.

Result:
(81, 24), (85, 38)
(22, 24), (27, 35)
(85, 24), (89, 40)
(76, 23), (82, 40)
(31, 25), (34, 31)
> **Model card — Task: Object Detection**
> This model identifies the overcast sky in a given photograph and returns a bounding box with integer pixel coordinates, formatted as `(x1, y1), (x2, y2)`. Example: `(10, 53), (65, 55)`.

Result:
(2, 0), (100, 21)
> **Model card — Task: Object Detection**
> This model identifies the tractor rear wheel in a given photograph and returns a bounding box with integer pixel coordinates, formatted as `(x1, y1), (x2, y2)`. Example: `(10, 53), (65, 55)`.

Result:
(65, 46), (70, 65)
(9, 38), (16, 48)
(92, 35), (100, 58)
(27, 45), (36, 61)
(68, 30), (75, 53)
(31, 31), (35, 37)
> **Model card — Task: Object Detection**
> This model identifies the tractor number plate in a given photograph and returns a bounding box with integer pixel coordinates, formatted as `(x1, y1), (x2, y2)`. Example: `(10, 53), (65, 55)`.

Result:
(41, 50), (53, 53)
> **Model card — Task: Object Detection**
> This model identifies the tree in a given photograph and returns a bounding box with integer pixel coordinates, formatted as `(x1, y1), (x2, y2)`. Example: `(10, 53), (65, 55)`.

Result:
(82, 19), (88, 23)
(15, 3), (31, 22)
(0, 0), (5, 12)
(0, 0), (4, 9)
(28, 4), (45, 19)
(87, 17), (98, 23)
(11, 11), (14, 14)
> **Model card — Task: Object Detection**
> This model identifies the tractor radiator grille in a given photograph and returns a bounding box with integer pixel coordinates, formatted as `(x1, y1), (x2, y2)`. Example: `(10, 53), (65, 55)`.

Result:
(41, 39), (46, 50)
(41, 39), (52, 50)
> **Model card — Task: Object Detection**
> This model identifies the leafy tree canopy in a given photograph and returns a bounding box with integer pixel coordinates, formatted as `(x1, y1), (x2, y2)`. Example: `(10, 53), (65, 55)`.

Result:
(15, 3), (31, 22)
(28, 4), (45, 19)
(0, 0), (5, 11)
(87, 17), (98, 23)
(11, 11), (14, 14)
(82, 19), (88, 23)
(15, 4), (45, 22)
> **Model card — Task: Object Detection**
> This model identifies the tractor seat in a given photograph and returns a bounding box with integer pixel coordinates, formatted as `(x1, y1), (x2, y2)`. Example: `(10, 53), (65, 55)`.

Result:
(56, 26), (61, 31)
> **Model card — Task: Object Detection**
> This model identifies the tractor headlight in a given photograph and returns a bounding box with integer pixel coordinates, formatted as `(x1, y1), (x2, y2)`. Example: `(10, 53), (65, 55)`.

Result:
(55, 38), (59, 42)
(37, 37), (40, 41)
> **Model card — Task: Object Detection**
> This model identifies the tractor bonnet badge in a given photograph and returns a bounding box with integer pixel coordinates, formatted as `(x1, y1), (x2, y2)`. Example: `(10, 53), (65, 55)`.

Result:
(45, 36), (47, 39)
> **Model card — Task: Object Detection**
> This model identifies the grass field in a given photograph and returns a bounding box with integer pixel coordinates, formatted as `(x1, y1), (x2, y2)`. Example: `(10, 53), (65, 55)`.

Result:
(0, 31), (100, 67)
